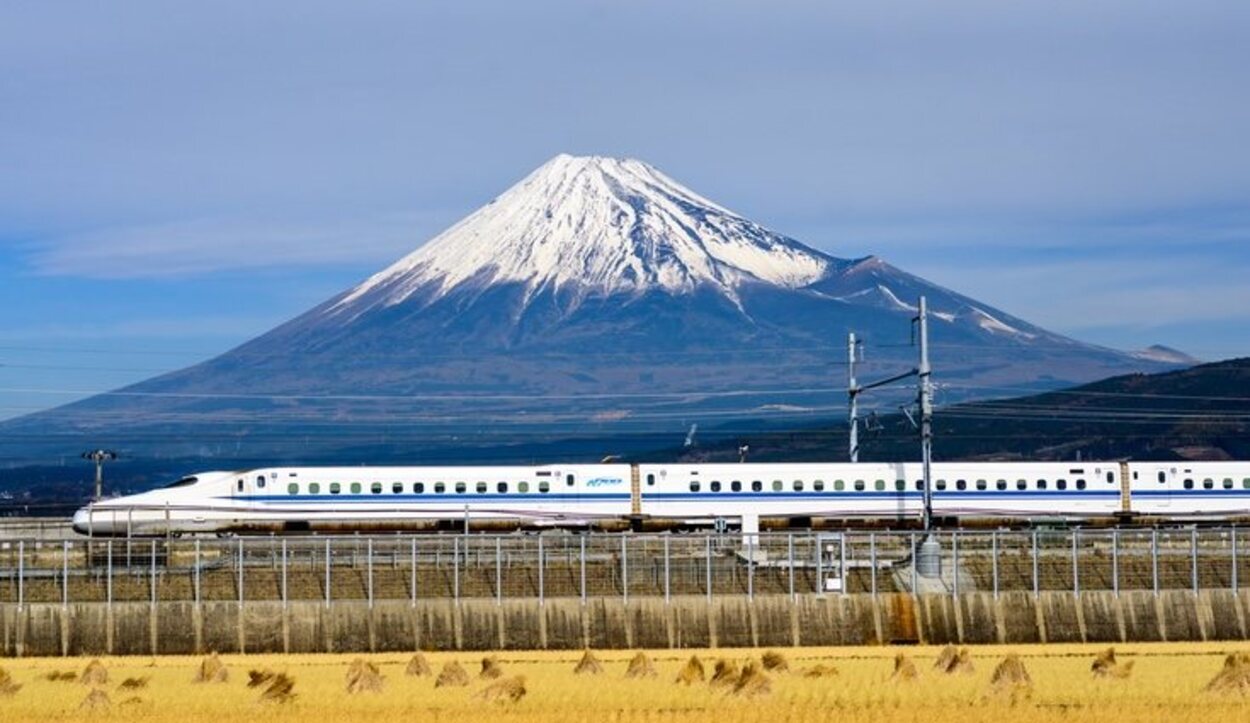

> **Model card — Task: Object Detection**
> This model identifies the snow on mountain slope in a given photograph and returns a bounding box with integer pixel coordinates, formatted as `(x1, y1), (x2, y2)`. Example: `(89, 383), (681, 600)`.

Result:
(329, 154), (837, 319)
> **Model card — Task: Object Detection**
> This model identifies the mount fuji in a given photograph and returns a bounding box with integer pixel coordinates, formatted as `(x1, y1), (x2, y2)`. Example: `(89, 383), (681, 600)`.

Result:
(3, 155), (1177, 464)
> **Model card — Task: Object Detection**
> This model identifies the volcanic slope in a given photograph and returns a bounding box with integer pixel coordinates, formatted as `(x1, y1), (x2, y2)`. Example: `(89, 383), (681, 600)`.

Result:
(2, 154), (1171, 462)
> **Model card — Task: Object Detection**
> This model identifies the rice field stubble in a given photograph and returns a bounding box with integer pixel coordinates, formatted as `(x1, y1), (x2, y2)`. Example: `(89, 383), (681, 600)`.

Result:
(0, 643), (1247, 722)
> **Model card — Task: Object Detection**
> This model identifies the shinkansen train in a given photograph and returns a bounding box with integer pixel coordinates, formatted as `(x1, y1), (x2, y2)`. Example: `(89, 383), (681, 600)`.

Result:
(70, 460), (1250, 536)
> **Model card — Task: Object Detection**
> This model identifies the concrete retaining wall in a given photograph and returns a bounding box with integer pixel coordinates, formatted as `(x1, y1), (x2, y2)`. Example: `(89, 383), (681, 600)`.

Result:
(2, 590), (1248, 656)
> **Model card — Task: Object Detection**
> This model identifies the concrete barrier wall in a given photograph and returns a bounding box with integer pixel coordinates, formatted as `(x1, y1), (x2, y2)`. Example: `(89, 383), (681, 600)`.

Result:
(2, 590), (1249, 656)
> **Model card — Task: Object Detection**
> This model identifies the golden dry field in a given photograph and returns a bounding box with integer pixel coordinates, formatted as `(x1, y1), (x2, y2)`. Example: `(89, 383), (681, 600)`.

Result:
(1, 643), (1248, 723)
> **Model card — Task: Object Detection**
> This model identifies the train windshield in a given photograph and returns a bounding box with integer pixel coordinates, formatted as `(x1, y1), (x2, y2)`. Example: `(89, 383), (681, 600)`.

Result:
(164, 476), (198, 489)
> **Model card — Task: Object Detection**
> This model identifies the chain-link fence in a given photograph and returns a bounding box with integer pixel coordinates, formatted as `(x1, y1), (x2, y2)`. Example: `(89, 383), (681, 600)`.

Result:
(0, 528), (1247, 607)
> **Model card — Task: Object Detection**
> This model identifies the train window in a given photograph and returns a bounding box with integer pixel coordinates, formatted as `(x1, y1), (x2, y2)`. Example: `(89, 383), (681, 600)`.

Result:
(455, 482), (467, 493)
(1017, 479), (1027, 490)
(976, 479), (987, 491)
(309, 482), (320, 494)
(1203, 478), (1214, 490)
(287, 483), (298, 495)
(496, 482), (507, 493)
(1224, 478), (1234, 489)
(236, 479), (243, 492)
(690, 481), (700, 492)
(813, 480), (825, 491)
(751, 481), (762, 492)
(793, 481), (804, 491)
(414, 483), (424, 494)
(936, 479), (947, 491)
(996, 479), (1007, 491)
(1036, 479), (1047, 490)
(711, 481), (722, 492)
(1107, 472), (1115, 484)
(731, 481), (742, 492)
(566, 474), (575, 487)
(854, 480), (865, 491)
(434, 483), (445, 494)
(1056, 479), (1067, 490)
(1243, 478), (1250, 489)
(895, 479), (905, 491)
(518, 482), (529, 493)
(257, 478), (266, 490)
(834, 480), (845, 491)
(392, 482), (403, 494)
(772, 480), (783, 491)
(875, 480), (885, 491)
(1158, 471), (1166, 483)
(915, 480), (923, 491)
(475, 482), (487, 494)
(955, 479), (966, 491)
(1076, 479), (1086, 490)
(330, 483), (341, 495)
(539, 481), (550, 493)
(345, 482), (358, 494)
(371, 483), (383, 494)
(1183, 478), (1194, 490)
(646, 474), (656, 486)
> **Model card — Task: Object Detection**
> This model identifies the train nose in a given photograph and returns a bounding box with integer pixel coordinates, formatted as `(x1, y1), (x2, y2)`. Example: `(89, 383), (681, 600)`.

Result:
(72, 508), (95, 535)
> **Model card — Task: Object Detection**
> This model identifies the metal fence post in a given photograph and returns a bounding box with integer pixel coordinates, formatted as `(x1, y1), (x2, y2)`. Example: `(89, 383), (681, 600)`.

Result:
(366, 538), (374, 608)
(910, 531), (917, 595)
(579, 535), (587, 605)
(1072, 530), (1079, 596)
(16, 541), (23, 610)
(706, 533), (713, 603)
(1151, 528), (1159, 595)
(952, 531), (959, 597)
(453, 536), (461, 602)
(237, 537), (244, 606)
(62, 537), (69, 605)
(620, 535), (627, 605)
(1031, 530), (1039, 597)
(1233, 527), (1239, 594)
(281, 539), (288, 607)
(537, 535), (545, 607)
(815, 533), (823, 595)
(324, 538), (331, 608)
(107, 539), (113, 607)
(1191, 527), (1199, 594)
(495, 536), (502, 606)
(991, 531), (999, 598)
(194, 539), (201, 605)
(663, 535), (671, 604)
(410, 537), (417, 607)
(150, 539), (157, 606)
(870, 533), (877, 596)
(839, 534), (848, 597)
(1111, 529), (1119, 597)
(787, 533), (795, 602)
(747, 534), (755, 601)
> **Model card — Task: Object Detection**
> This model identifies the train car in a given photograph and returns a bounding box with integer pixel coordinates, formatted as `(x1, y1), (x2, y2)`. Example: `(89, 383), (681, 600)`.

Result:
(1125, 461), (1250, 518)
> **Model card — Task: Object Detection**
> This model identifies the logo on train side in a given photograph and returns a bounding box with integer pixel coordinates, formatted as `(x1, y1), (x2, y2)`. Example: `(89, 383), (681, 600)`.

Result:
(586, 477), (624, 488)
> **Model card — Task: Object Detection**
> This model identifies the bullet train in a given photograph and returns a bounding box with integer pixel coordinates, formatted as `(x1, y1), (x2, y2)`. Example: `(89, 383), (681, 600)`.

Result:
(71, 460), (1250, 536)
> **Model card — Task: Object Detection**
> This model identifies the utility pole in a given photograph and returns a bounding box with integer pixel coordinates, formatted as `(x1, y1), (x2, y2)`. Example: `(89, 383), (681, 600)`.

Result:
(81, 449), (118, 501)
(915, 297), (941, 577)
(848, 332), (860, 463)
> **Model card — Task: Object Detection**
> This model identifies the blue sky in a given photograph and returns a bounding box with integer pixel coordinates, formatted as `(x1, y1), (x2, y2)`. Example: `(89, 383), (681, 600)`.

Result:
(2, 1), (1249, 421)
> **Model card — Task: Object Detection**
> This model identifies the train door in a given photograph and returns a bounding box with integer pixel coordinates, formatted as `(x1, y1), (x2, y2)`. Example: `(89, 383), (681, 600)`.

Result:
(1156, 466), (1172, 508)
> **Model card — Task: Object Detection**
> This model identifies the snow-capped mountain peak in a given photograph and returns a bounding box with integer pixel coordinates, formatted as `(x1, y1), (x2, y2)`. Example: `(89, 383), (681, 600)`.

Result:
(330, 154), (837, 317)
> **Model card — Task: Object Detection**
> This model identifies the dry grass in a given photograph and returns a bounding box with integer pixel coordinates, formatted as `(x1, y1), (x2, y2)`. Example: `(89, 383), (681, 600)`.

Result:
(45, 670), (78, 682)
(345, 659), (384, 694)
(194, 654), (228, 683)
(79, 659), (108, 686)
(1092, 648), (1134, 680)
(476, 675), (527, 703)
(404, 653), (432, 677)
(479, 656), (505, 680)
(573, 650), (603, 675)
(709, 659), (740, 687)
(935, 645), (975, 675)
(2, 644), (1250, 722)
(625, 652), (658, 679)
(760, 650), (789, 673)
(247, 669), (276, 688)
(675, 655), (706, 685)
(1205, 653), (1250, 694)
(0, 666), (22, 697)
(891, 653), (920, 682)
(118, 676), (149, 690)
(435, 661), (470, 688)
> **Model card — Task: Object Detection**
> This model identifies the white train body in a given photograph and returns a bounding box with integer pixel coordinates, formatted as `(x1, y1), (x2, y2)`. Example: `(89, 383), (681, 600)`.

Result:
(71, 460), (1250, 535)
